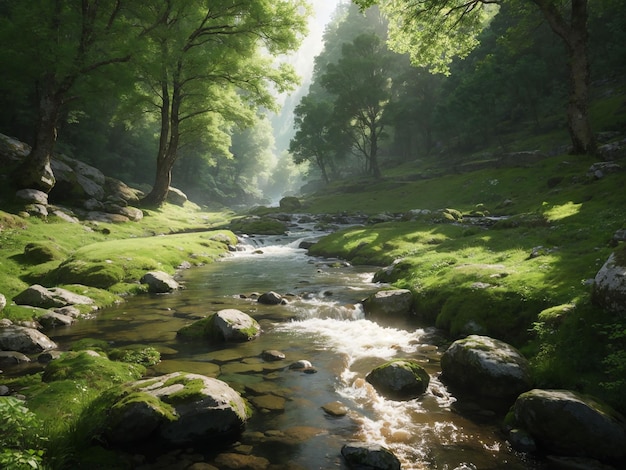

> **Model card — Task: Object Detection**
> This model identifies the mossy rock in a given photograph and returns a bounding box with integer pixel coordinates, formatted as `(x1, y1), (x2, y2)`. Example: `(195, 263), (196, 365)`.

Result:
(176, 314), (216, 341)
(71, 338), (111, 354)
(42, 350), (145, 384)
(23, 241), (67, 264)
(228, 216), (287, 235)
(279, 196), (301, 211)
(365, 359), (430, 400)
(54, 259), (126, 288)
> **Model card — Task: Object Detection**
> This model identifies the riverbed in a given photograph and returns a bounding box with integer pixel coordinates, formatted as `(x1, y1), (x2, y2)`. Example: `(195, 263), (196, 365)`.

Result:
(49, 221), (539, 469)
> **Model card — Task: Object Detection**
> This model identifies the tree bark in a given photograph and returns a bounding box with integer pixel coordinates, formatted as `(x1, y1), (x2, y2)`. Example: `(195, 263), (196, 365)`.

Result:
(14, 78), (61, 192)
(533, 0), (595, 154)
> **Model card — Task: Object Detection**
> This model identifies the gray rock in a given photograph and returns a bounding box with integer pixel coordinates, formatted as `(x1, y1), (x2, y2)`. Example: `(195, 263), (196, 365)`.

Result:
(341, 443), (400, 470)
(0, 325), (57, 353)
(592, 252), (626, 314)
(104, 372), (250, 446)
(257, 291), (283, 305)
(213, 309), (261, 342)
(24, 204), (48, 218)
(362, 289), (413, 318)
(0, 351), (31, 364)
(440, 335), (532, 401)
(37, 350), (63, 363)
(279, 196), (301, 211)
(365, 359), (430, 400)
(13, 284), (94, 309)
(38, 311), (74, 328)
(116, 206), (143, 222)
(166, 186), (188, 206)
(16, 188), (48, 205)
(50, 209), (79, 223)
(261, 349), (285, 361)
(513, 389), (626, 462)
(140, 271), (179, 293)
(0, 293), (6, 312)
(0, 385), (9, 396)
(587, 161), (622, 179)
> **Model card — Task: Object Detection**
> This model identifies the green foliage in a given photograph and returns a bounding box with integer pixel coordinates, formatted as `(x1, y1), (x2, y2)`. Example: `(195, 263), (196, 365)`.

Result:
(108, 345), (161, 367)
(0, 397), (45, 470)
(42, 351), (145, 385)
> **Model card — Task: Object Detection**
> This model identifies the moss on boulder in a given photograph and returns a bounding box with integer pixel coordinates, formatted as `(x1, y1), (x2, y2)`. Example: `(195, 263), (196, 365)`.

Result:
(365, 359), (430, 400)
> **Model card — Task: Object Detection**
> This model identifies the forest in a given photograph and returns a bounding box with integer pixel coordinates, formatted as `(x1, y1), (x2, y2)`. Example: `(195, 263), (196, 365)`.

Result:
(1, 0), (626, 469)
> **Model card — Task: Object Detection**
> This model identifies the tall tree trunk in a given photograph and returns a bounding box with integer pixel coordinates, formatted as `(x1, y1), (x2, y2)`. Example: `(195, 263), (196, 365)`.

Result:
(142, 77), (182, 207)
(370, 121), (381, 179)
(14, 80), (60, 192)
(534, 0), (595, 154)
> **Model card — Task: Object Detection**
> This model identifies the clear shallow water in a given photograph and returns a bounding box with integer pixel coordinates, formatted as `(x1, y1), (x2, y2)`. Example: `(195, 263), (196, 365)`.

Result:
(47, 226), (539, 469)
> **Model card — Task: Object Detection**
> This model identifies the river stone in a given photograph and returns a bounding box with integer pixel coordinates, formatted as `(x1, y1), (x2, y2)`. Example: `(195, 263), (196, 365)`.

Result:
(0, 350), (31, 364)
(362, 289), (413, 319)
(213, 309), (261, 342)
(322, 401), (349, 417)
(105, 371), (250, 447)
(440, 335), (532, 401)
(0, 325), (57, 353)
(365, 359), (430, 400)
(13, 284), (94, 309)
(214, 453), (270, 470)
(592, 251), (626, 314)
(38, 311), (74, 328)
(261, 349), (285, 361)
(257, 291), (283, 305)
(140, 271), (179, 293)
(513, 389), (626, 462)
(250, 394), (286, 412)
(341, 443), (401, 470)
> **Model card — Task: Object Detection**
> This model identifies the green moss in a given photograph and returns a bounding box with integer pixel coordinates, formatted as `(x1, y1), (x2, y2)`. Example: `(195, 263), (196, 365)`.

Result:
(42, 351), (145, 385)
(161, 377), (206, 405)
(176, 314), (216, 341)
(22, 241), (67, 264)
(228, 216), (287, 235)
(71, 338), (111, 353)
(109, 345), (161, 367)
(109, 391), (177, 423)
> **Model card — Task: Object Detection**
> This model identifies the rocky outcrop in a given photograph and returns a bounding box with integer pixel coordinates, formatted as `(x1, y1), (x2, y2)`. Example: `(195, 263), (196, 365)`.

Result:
(440, 335), (532, 401)
(104, 372), (250, 447)
(365, 359), (430, 400)
(140, 271), (180, 293)
(279, 196), (301, 211)
(341, 443), (401, 470)
(592, 250), (626, 314)
(512, 389), (626, 463)
(361, 289), (413, 319)
(13, 284), (94, 309)
(0, 324), (57, 353)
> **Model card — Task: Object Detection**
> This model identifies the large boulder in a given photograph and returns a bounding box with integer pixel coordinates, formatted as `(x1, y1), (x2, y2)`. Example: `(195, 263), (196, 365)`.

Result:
(512, 389), (626, 463)
(279, 196), (301, 211)
(365, 359), (430, 400)
(362, 289), (413, 319)
(341, 443), (401, 470)
(140, 271), (179, 293)
(51, 155), (106, 201)
(166, 186), (188, 206)
(15, 188), (48, 205)
(440, 335), (532, 401)
(104, 371), (250, 446)
(257, 291), (284, 305)
(13, 284), (94, 309)
(213, 309), (261, 342)
(592, 250), (626, 314)
(0, 325), (57, 353)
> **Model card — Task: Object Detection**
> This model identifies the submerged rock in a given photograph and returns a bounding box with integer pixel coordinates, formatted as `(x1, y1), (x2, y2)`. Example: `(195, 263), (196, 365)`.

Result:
(513, 389), (626, 463)
(341, 443), (401, 470)
(365, 358), (430, 400)
(440, 335), (532, 401)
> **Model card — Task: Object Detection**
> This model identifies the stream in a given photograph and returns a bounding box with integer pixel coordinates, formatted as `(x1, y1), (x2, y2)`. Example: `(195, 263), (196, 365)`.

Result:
(48, 220), (539, 469)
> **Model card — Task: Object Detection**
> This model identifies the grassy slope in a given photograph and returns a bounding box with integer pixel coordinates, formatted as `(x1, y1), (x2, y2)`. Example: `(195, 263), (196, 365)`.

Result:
(303, 90), (626, 413)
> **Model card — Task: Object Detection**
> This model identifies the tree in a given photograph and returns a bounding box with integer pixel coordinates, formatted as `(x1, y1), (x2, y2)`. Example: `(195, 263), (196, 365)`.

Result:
(0, 0), (133, 191)
(321, 33), (396, 178)
(130, 0), (308, 207)
(289, 94), (349, 183)
(354, 0), (597, 154)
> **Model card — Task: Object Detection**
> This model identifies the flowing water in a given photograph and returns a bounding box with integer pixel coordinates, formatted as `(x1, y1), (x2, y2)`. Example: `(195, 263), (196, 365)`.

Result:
(46, 222), (539, 469)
